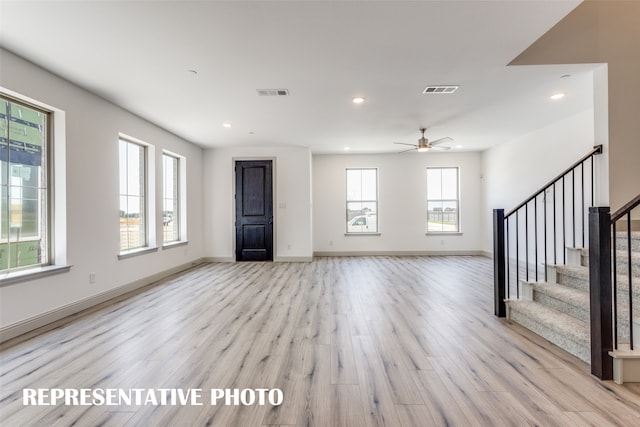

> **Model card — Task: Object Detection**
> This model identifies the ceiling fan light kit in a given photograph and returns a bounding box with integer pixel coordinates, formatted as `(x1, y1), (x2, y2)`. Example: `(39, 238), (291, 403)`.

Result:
(394, 128), (453, 153)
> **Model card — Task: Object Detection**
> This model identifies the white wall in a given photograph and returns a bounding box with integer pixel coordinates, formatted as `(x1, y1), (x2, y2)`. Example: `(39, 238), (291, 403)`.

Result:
(481, 109), (599, 253)
(0, 49), (205, 334)
(510, 0), (639, 211)
(313, 152), (483, 254)
(203, 145), (313, 262)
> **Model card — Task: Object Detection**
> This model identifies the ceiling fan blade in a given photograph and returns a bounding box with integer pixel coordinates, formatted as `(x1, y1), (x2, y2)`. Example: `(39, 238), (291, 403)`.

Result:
(428, 145), (451, 151)
(430, 137), (454, 146)
(398, 147), (417, 153)
(393, 142), (417, 147)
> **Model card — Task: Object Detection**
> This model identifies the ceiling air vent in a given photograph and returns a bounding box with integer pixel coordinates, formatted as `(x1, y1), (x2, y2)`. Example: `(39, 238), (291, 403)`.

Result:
(257, 89), (290, 96)
(422, 85), (459, 94)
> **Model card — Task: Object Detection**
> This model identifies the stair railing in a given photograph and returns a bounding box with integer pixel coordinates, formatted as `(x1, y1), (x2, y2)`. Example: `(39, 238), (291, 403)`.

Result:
(589, 193), (640, 380)
(494, 145), (603, 317)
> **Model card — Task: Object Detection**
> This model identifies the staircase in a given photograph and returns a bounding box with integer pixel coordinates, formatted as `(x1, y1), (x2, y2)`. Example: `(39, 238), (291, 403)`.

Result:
(492, 146), (640, 383)
(505, 232), (640, 370)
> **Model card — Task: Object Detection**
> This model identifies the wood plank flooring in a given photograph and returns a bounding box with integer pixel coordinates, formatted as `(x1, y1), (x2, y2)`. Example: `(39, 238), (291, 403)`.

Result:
(2, 256), (640, 426)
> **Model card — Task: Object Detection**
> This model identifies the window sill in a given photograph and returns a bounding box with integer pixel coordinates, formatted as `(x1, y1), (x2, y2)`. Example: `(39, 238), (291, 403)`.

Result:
(118, 246), (159, 260)
(162, 240), (189, 250)
(426, 232), (463, 236)
(344, 233), (381, 236)
(0, 264), (72, 286)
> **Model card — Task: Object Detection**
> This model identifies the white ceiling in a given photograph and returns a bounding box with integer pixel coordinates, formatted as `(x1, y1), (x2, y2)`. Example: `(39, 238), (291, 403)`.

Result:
(0, 0), (596, 154)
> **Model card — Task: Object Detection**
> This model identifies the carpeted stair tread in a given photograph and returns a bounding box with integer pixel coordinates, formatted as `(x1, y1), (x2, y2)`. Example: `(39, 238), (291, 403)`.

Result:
(507, 299), (590, 362)
(533, 281), (640, 324)
(581, 248), (640, 276)
(555, 264), (589, 278)
(533, 282), (588, 307)
(555, 264), (640, 294)
(531, 282), (589, 322)
(615, 231), (640, 252)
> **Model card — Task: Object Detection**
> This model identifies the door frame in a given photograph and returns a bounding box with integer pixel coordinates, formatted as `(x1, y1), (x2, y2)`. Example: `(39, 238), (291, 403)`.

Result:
(232, 157), (276, 261)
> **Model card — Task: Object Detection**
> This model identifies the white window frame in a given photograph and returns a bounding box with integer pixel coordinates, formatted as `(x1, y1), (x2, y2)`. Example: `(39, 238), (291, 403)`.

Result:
(118, 134), (156, 258)
(0, 87), (69, 284)
(162, 150), (187, 247)
(426, 166), (461, 234)
(345, 167), (379, 235)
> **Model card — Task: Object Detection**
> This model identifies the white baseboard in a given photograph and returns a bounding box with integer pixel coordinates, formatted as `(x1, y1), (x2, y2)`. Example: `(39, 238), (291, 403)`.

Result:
(0, 258), (206, 344)
(313, 250), (485, 257)
(205, 257), (235, 263)
(205, 256), (312, 263)
(480, 250), (493, 258)
(274, 256), (313, 262)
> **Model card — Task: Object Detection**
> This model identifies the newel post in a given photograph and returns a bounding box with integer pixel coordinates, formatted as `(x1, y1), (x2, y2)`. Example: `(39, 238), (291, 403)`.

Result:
(588, 206), (613, 380)
(493, 209), (506, 317)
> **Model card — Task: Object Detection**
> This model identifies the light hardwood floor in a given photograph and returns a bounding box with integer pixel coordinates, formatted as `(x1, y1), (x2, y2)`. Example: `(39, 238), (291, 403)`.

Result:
(2, 256), (640, 426)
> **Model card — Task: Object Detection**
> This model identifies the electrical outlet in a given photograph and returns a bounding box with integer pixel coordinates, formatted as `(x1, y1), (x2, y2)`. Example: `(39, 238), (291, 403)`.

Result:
(89, 272), (96, 284)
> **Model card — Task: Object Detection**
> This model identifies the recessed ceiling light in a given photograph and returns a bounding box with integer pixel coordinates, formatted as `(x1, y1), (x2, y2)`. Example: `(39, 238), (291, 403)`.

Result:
(550, 93), (566, 100)
(223, 123), (232, 128)
(344, 147), (351, 151)
(455, 145), (463, 149)
(352, 97), (365, 104)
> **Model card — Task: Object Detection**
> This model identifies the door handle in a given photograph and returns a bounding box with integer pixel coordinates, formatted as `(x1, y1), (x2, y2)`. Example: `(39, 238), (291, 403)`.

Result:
(269, 217), (273, 225)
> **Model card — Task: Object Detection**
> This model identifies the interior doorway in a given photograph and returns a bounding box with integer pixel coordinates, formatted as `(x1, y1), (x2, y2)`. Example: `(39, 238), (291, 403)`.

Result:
(235, 160), (273, 261)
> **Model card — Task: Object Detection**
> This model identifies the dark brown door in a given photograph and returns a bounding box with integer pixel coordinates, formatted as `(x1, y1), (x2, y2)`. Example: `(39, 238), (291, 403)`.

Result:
(235, 160), (273, 261)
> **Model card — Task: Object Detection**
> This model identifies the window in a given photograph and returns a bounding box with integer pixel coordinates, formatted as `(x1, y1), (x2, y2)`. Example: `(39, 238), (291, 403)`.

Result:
(119, 137), (147, 252)
(162, 153), (180, 244)
(0, 96), (50, 272)
(427, 167), (459, 233)
(346, 168), (378, 233)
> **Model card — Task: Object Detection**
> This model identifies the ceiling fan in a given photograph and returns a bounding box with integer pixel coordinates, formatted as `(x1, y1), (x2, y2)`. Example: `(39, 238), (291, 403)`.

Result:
(394, 128), (453, 153)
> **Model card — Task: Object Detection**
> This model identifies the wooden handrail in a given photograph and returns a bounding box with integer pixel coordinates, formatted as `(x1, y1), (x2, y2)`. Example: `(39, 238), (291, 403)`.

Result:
(505, 145), (602, 218)
(611, 193), (640, 223)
